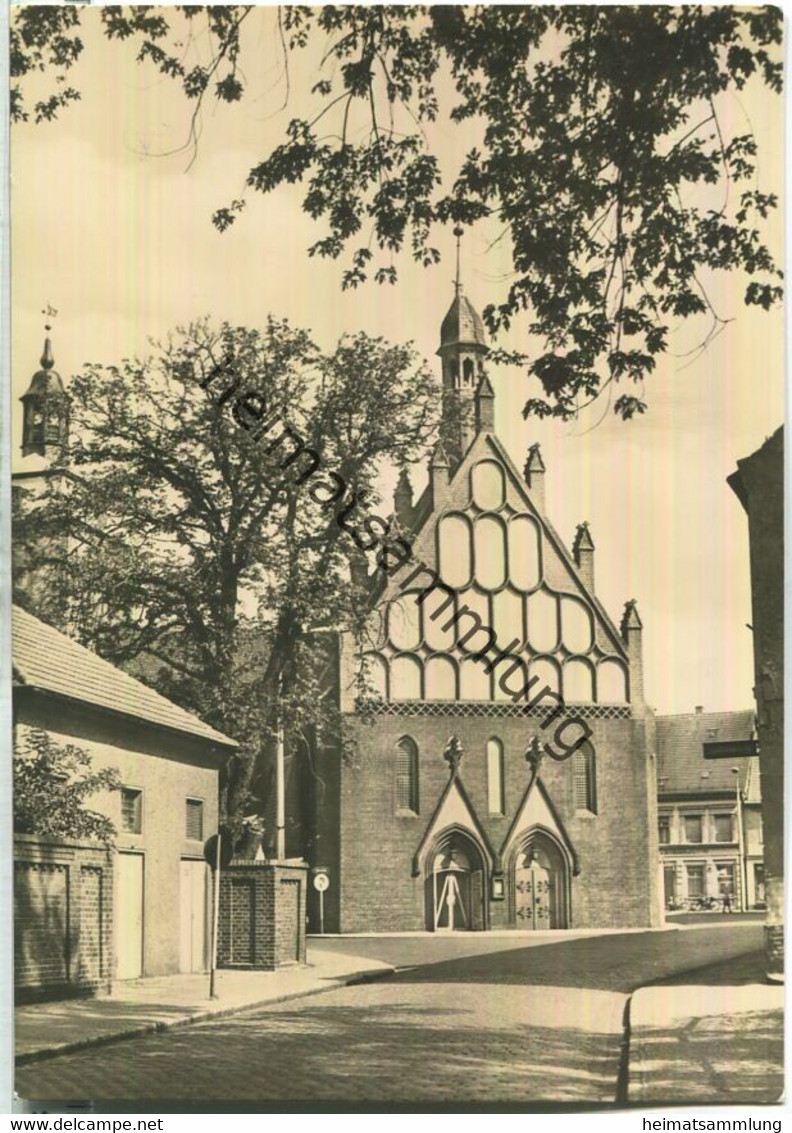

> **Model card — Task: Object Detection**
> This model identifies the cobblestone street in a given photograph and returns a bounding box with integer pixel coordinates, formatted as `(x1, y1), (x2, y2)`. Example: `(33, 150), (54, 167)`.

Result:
(15, 924), (766, 1107)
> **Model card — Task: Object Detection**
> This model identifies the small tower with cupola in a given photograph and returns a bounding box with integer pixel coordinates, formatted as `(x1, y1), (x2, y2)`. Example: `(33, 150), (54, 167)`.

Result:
(20, 324), (69, 460)
(437, 228), (489, 463)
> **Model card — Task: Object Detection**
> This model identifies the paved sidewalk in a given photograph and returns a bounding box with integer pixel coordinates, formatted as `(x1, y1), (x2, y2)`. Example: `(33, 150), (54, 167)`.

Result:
(15, 950), (394, 1066)
(629, 950), (784, 1105)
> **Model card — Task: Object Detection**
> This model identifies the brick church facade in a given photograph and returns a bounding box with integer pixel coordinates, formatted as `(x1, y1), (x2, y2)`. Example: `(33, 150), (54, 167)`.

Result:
(301, 279), (662, 934)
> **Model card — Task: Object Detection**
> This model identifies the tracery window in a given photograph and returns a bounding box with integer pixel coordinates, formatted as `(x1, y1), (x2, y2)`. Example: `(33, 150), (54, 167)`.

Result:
(572, 744), (596, 813)
(396, 736), (419, 815)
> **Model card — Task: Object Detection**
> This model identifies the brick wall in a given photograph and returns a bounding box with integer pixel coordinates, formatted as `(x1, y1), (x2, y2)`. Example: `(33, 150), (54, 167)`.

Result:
(14, 834), (113, 1002)
(311, 712), (659, 934)
(217, 861), (307, 970)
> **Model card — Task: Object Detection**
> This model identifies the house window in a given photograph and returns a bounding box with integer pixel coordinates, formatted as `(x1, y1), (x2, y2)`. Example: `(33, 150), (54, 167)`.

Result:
(686, 863), (705, 899)
(683, 814), (703, 843)
(716, 862), (735, 897)
(396, 736), (419, 815)
(121, 788), (142, 834)
(486, 738), (505, 815)
(658, 818), (671, 845)
(713, 814), (733, 843)
(185, 798), (204, 841)
(572, 744), (596, 813)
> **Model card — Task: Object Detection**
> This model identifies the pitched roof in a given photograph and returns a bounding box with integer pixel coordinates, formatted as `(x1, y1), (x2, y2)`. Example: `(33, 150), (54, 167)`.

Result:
(656, 710), (756, 795)
(439, 291), (488, 351)
(12, 606), (237, 750)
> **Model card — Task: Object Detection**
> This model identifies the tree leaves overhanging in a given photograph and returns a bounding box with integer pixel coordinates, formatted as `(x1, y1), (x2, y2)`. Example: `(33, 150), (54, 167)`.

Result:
(11, 5), (783, 418)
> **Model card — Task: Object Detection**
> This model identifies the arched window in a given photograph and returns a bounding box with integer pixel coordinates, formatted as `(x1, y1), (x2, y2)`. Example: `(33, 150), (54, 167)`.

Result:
(572, 744), (596, 813)
(487, 738), (505, 815)
(463, 358), (474, 384)
(396, 736), (419, 815)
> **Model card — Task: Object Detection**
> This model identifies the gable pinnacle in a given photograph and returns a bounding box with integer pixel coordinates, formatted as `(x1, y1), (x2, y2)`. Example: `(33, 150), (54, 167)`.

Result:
(573, 521), (595, 553)
(430, 439), (450, 468)
(621, 598), (643, 634)
(524, 442), (545, 476)
(443, 735), (464, 777)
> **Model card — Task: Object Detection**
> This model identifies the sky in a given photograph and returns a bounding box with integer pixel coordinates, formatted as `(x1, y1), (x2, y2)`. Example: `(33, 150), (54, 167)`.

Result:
(9, 7), (785, 716)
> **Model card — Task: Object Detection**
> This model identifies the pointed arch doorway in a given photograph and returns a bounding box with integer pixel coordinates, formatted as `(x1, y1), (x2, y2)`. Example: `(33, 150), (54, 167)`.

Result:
(512, 830), (569, 930)
(425, 829), (487, 932)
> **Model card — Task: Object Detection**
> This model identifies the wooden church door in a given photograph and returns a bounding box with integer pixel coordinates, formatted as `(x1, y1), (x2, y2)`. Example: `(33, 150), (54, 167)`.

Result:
(514, 843), (561, 930)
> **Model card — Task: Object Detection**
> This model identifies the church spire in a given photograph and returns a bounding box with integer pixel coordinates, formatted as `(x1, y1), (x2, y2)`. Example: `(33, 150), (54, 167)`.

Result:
(437, 228), (489, 462)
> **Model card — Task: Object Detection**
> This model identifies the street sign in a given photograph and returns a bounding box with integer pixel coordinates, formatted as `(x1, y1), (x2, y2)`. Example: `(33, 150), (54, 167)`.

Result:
(204, 826), (234, 871)
(703, 739), (759, 759)
(313, 870), (329, 934)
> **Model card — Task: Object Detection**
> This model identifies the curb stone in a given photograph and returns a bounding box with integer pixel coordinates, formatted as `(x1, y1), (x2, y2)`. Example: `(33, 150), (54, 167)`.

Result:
(15, 964), (396, 1068)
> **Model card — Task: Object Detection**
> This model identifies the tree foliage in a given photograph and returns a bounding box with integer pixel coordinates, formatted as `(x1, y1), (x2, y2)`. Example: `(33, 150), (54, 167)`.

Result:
(13, 319), (438, 832)
(11, 5), (784, 419)
(14, 728), (121, 844)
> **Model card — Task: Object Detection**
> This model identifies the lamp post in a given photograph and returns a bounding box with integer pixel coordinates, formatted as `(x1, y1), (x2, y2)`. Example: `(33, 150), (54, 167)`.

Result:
(732, 766), (748, 912)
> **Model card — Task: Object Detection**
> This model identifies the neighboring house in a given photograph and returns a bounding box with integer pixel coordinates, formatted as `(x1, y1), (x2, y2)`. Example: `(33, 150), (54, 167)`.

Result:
(728, 427), (784, 980)
(656, 708), (762, 912)
(293, 276), (661, 934)
(13, 605), (237, 997)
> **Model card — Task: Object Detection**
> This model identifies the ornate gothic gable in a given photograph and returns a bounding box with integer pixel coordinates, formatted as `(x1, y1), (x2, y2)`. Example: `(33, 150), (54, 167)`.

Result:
(361, 429), (630, 709)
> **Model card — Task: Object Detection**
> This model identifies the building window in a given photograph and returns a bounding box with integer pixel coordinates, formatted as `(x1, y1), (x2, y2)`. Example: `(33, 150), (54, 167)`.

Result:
(486, 738), (505, 815)
(572, 744), (596, 813)
(396, 736), (419, 815)
(185, 798), (204, 841)
(683, 814), (703, 843)
(716, 862), (735, 897)
(121, 788), (142, 834)
(658, 817), (671, 844)
(713, 814), (733, 843)
(686, 863), (705, 899)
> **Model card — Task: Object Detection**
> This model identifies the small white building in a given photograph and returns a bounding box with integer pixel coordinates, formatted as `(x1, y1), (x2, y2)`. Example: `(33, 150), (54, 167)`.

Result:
(13, 606), (237, 995)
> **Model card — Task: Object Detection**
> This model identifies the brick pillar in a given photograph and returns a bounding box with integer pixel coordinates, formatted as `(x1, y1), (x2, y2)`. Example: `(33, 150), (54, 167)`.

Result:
(217, 860), (308, 971)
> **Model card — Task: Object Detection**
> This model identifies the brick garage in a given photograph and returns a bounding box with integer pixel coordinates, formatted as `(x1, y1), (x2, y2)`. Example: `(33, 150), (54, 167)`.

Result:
(14, 834), (113, 1002)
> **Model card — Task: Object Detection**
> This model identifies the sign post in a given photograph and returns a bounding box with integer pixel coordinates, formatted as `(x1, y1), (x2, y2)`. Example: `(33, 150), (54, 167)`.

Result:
(313, 870), (329, 935)
(204, 826), (233, 1000)
(210, 833), (221, 998)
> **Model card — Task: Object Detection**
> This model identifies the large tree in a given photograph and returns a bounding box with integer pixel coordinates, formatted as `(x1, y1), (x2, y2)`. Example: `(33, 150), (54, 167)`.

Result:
(11, 5), (783, 419)
(14, 319), (437, 832)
